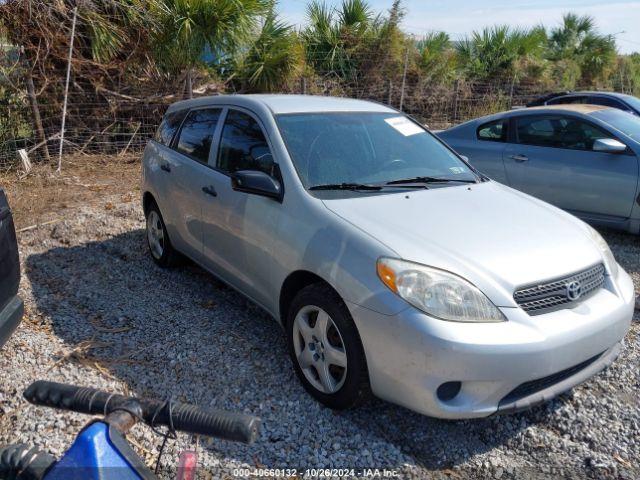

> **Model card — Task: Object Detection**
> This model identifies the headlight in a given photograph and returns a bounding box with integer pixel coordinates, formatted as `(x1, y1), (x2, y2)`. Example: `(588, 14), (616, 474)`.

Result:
(586, 226), (618, 277)
(377, 258), (506, 323)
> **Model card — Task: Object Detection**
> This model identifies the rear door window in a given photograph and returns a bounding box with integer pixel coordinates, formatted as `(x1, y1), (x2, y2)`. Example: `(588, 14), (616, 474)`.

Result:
(477, 120), (507, 142)
(217, 110), (275, 176)
(154, 109), (188, 146)
(175, 108), (222, 164)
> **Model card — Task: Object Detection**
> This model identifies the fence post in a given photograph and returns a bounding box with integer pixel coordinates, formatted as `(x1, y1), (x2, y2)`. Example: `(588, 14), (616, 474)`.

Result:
(57, 5), (78, 172)
(509, 73), (516, 109)
(25, 69), (50, 162)
(300, 77), (307, 95)
(387, 79), (393, 106)
(399, 43), (410, 112)
(453, 79), (460, 124)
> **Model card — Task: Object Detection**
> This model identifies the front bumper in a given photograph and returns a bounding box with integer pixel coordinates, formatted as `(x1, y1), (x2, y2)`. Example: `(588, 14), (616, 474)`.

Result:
(0, 295), (23, 348)
(348, 267), (635, 419)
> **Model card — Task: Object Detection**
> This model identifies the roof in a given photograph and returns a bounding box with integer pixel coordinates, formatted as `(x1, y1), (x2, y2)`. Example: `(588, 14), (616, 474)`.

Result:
(564, 91), (632, 99)
(527, 90), (639, 107)
(167, 94), (396, 115)
(445, 104), (614, 132)
(480, 104), (611, 122)
(523, 104), (610, 114)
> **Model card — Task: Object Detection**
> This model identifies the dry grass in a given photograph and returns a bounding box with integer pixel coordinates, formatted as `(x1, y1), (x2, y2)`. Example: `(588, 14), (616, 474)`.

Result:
(0, 154), (141, 230)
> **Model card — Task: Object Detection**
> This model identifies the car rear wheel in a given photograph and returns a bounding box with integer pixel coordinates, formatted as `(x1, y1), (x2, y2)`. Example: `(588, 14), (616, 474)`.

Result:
(287, 284), (370, 410)
(145, 202), (179, 268)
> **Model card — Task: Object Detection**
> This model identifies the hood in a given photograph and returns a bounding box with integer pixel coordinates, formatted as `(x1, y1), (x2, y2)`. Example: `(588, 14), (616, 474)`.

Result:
(322, 181), (603, 307)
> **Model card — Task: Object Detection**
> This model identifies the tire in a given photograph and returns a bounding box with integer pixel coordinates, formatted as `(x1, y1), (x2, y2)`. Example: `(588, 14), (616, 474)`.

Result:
(286, 283), (370, 410)
(145, 201), (180, 268)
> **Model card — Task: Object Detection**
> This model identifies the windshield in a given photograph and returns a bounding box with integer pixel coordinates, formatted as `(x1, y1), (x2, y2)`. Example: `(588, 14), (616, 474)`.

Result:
(592, 108), (640, 140)
(276, 112), (478, 189)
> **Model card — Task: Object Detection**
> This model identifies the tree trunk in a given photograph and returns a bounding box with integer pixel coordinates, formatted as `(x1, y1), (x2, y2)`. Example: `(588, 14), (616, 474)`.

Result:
(25, 71), (50, 162)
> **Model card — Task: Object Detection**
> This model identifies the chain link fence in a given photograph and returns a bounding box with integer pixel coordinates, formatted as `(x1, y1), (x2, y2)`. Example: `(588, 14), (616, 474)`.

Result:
(0, 73), (557, 172)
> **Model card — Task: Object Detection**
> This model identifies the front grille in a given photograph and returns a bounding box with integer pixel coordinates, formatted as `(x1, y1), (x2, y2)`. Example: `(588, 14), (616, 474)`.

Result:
(514, 264), (605, 315)
(499, 352), (604, 406)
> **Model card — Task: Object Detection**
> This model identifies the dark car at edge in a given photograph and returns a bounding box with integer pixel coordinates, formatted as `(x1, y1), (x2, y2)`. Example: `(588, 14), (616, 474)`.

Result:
(528, 91), (640, 116)
(0, 188), (22, 347)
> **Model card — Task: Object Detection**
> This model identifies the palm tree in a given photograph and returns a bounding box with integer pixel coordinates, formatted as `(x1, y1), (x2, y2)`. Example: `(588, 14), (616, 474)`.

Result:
(548, 13), (595, 60)
(235, 12), (304, 92)
(456, 26), (546, 80)
(302, 0), (375, 80)
(548, 13), (616, 82)
(416, 32), (456, 83)
(151, 0), (271, 97)
(80, 0), (158, 64)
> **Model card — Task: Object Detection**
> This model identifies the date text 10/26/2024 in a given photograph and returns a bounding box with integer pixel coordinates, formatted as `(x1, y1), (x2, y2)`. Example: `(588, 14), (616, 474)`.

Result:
(232, 468), (400, 478)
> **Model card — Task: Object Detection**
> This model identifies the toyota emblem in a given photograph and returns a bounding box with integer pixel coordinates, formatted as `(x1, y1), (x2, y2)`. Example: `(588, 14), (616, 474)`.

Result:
(566, 281), (582, 301)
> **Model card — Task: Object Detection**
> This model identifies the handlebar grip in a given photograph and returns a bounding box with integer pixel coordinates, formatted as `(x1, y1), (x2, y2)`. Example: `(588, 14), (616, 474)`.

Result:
(23, 381), (261, 444)
(23, 381), (108, 415)
(0, 444), (56, 480)
(159, 403), (261, 444)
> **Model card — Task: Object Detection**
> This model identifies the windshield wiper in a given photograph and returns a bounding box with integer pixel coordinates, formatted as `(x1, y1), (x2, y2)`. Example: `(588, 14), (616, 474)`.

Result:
(309, 182), (430, 191)
(309, 183), (383, 191)
(385, 176), (477, 185)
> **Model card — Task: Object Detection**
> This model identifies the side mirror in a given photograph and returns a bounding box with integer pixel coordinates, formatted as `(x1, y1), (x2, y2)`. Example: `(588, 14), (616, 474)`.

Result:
(231, 170), (282, 200)
(593, 138), (627, 154)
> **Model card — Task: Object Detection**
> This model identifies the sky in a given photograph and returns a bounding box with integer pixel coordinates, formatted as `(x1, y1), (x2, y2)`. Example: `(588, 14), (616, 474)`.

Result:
(279, 0), (640, 54)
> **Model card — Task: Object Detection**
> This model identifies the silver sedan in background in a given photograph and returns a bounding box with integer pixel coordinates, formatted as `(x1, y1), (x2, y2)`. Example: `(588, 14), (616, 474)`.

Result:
(437, 105), (640, 234)
(141, 95), (635, 419)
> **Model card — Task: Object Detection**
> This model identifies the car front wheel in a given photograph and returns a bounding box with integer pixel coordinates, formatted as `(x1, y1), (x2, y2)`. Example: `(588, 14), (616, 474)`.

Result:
(287, 284), (370, 410)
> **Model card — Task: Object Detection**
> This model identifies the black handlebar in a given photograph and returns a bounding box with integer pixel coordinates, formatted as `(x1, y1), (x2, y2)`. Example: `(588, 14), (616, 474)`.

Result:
(0, 444), (55, 480)
(23, 381), (261, 444)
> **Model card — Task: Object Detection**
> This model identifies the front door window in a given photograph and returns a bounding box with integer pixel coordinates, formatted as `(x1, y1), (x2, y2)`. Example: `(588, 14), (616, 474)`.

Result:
(217, 110), (275, 176)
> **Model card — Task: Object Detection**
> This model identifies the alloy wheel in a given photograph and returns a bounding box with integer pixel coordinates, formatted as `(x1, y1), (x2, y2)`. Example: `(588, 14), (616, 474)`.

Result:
(292, 305), (348, 394)
(146, 210), (165, 260)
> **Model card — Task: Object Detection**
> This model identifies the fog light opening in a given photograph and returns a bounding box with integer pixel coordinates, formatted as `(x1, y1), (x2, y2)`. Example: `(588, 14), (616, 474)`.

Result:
(437, 381), (462, 402)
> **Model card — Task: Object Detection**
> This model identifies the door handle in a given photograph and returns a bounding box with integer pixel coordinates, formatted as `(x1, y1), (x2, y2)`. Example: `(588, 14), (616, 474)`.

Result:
(510, 154), (529, 163)
(160, 163), (171, 173)
(202, 185), (217, 197)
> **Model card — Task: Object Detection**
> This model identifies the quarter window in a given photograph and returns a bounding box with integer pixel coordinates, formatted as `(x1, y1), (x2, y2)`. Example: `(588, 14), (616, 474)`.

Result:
(217, 110), (275, 176)
(175, 108), (222, 164)
(154, 109), (187, 146)
(516, 116), (609, 150)
(477, 120), (507, 142)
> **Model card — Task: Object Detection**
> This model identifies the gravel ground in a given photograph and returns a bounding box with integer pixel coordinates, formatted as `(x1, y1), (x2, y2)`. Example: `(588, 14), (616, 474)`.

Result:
(0, 192), (638, 479)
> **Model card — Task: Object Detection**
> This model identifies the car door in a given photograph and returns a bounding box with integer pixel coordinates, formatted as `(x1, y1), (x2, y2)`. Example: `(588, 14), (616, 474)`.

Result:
(0, 188), (21, 346)
(503, 114), (638, 219)
(162, 107), (224, 262)
(144, 109), (188, 244)
(199, 107), (280, 309)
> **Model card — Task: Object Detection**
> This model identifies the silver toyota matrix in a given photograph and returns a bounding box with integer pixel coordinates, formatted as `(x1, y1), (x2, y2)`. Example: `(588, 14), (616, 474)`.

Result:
(141, 95), (635, 418)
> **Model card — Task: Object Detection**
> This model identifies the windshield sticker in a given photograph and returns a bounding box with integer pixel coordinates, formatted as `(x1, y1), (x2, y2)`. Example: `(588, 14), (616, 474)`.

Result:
(449, 166), (465, 174)
(384, 116), (425, 137)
